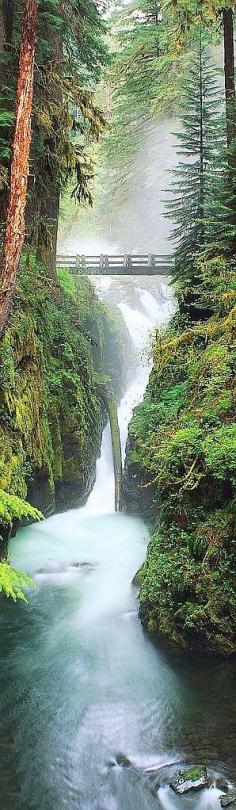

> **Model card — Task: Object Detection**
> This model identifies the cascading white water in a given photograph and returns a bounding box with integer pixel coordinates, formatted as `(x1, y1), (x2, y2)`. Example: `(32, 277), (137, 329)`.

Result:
(82, 303), (152, 516)
(83, 276), (175, 516)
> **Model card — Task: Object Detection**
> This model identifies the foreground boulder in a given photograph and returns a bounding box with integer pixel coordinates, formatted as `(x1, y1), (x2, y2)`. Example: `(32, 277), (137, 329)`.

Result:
(220, 796), (236, 808)
(170, 766), (208, 794)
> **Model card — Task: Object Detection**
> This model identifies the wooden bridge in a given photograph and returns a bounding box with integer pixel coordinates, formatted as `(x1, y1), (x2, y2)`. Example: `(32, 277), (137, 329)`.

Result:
(56, 254), (173, 276)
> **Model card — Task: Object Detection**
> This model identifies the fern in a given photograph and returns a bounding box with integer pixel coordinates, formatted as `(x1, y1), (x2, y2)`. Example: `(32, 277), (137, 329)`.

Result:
(0, 560), (36, 602)
(0, 489), (43, 528)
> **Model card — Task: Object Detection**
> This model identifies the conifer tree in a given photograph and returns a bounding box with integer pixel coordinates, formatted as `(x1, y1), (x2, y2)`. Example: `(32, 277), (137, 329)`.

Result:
(166, 34), (224, 280)
(0, 0), (108, 288)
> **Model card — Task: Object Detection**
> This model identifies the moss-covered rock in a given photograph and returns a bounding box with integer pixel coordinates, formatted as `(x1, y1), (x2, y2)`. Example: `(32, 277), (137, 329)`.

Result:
(0, 256), (128, 545)
(124, 257), (236, 655)
(170, 766), (209, 794)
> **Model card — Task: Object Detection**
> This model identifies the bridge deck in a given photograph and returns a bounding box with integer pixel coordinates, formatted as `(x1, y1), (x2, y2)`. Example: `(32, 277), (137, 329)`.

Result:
(56, 254), (174, 276)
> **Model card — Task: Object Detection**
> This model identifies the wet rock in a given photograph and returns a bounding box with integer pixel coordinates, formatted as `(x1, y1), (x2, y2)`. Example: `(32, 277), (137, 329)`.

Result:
(37, 563), (65, 575)
(220, 795), (236, 807)
(132, 565), (144, 587)
(170, 766), (208, 794)
(115, 752), (133, 768)
(71, 561), (94, 569)
(145, 775), (162, 796)
(216, 778), (229, 792)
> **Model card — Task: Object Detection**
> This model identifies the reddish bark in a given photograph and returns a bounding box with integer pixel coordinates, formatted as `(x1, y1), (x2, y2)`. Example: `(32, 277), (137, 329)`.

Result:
(0, 0), (38, 335)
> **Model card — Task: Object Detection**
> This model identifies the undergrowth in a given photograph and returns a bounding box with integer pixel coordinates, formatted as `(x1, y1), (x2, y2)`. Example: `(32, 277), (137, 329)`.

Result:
(127, 256), (236, 654)
(0, 255), (128, 600)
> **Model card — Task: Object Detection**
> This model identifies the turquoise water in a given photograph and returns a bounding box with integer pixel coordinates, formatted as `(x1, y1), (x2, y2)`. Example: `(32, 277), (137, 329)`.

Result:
(0, 506), (235, 810)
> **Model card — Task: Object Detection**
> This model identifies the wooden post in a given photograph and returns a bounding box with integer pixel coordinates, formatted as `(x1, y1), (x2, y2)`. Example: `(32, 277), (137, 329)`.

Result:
(76, 255), (86, 273)
(148, 254), (156, 270)
(99, 254), (109, 272)
(123, 254), (132, 270)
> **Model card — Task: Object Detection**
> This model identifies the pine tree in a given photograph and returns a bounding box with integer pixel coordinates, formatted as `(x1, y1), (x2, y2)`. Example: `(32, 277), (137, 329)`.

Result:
(166, 34), (224, 280)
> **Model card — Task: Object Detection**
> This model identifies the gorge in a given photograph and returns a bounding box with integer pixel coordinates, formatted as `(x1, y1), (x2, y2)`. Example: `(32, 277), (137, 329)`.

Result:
(1, 272), (236, 810)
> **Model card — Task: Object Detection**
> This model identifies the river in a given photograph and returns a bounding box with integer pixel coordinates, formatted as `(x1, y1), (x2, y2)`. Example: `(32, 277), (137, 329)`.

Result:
(0, 278), (235, 810)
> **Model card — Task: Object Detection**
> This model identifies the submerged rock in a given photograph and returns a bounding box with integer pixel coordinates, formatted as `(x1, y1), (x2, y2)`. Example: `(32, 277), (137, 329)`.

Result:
(170, 766), (208, 794)
(71, 561), (94, 569)
(115, 752), (133, 768)
(220, 795), (236, 807)
(37, 562), (65, 575)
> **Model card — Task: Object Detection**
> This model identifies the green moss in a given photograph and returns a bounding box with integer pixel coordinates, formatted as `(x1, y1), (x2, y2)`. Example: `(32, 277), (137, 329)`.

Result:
(204, 425), (236, 484)
(176, 767), (207, 783)
(0, 252), (128, 550)
(57, 266), (77, 299)
(126, 257), (236, 654)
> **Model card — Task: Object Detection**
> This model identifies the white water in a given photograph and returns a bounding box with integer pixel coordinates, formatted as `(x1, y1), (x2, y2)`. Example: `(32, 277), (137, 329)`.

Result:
(1, 277), (234, 810)
(81, 277), (174, 516)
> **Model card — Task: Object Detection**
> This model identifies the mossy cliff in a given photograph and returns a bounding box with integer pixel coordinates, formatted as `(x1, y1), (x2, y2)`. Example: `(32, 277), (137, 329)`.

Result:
(0, 257), (127, 547)
(124, 257), (236, 655)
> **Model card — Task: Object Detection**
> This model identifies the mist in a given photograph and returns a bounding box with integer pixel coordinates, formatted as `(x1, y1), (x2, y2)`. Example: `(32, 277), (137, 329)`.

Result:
(58, 118), (178, 256)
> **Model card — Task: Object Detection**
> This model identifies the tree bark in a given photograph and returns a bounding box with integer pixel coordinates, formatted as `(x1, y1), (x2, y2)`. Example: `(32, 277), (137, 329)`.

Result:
(2, 0), (15, 44)
(0, 1), (16, 227)
(107, 395), (123, 512)
(199, 28), (205, 242)
(0, 2), (5, 52)
(223, 8), (236, 151)
(29, 24), (62, 274)
(35, 187), (60, 271)
(0, 0), (38, 336)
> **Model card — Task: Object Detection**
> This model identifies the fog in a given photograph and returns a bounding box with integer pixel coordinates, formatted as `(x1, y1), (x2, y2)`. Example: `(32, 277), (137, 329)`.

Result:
(58, 118), (178, 256)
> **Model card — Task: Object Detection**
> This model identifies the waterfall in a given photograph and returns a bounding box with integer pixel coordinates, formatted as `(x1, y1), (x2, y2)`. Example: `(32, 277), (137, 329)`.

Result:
(82, 274), (175, 516)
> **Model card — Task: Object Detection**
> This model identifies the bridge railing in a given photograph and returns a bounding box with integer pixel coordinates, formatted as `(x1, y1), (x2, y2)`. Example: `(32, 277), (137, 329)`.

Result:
(56, 254), (174, 276)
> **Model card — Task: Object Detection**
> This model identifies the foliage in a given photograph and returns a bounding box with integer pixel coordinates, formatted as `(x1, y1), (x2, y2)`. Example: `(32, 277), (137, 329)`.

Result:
(0, 0), (108, 256)
(0, 253), (129, 542)
(57, 266), (77, 299)
(165, 1), (236, 41)
(0, 489), (42, 528)
(0, 560), (35, 602)
(166, 34), (226, 278)
(127, 256), (236, 653)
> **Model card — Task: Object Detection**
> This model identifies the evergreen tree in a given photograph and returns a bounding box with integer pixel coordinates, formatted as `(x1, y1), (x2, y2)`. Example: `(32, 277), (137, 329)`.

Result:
(203, 143), (236, 255)
(0, 1), (108, 268)
(166, 35), (224, 279)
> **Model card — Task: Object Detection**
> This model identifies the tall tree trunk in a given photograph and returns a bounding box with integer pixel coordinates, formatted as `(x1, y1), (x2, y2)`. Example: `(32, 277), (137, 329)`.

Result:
(0, 0), (38, 336)
(223, 7), (236, 251)
(0, 2), (5, 52)
(199, 28), (204, 243)
(0, 0), (15, 228)
(35, 188), (60, 271)
(30, 25), (62, 274)
(223, 8), (236, 152)
(2, 0), (15, 44)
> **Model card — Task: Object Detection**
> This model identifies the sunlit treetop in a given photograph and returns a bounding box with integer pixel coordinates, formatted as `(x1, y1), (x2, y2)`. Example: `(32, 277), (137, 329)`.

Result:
(165, 0), (236, 41)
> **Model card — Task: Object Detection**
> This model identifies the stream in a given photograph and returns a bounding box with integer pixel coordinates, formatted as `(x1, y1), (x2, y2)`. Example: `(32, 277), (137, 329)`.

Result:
(0, 278), (235, 810)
